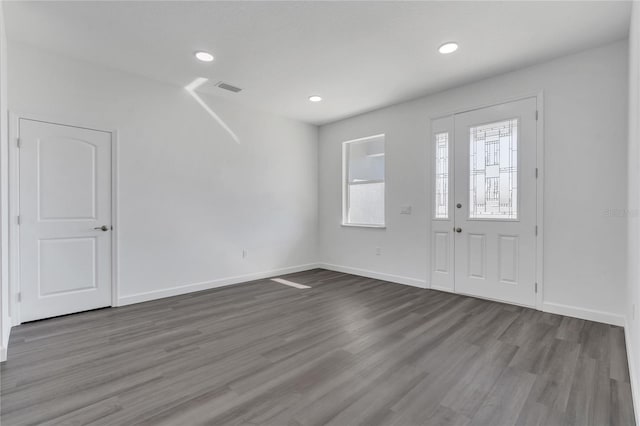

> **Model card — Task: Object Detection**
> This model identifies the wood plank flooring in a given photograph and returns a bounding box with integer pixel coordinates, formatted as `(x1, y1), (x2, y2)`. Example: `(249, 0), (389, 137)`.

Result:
(0, 269), (635, 425)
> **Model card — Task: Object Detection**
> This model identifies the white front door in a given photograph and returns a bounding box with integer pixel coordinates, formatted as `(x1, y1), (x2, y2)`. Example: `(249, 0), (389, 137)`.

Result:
(19, 118), (113, 322)
(430, 97), (537, 307)
(454, 98), (537, 306)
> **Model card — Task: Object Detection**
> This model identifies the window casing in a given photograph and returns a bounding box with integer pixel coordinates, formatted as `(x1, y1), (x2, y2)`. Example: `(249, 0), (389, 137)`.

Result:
(342, 135), (385, 227)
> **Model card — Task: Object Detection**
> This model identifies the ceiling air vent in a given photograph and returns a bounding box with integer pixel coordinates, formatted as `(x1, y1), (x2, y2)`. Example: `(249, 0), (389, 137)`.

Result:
(215, 81), (242, 93)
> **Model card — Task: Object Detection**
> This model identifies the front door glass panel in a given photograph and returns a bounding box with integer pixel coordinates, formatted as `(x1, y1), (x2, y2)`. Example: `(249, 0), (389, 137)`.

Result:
(469, 118), (518, 219)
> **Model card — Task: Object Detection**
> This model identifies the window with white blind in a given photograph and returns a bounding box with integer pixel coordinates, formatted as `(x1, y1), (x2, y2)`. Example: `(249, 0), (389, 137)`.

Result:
(342, 135), (385, 227)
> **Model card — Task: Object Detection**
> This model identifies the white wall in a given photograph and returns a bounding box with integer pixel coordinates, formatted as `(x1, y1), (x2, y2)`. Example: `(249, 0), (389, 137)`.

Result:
(627, 1), (640, 422)
(3, 36), (630, 338)
(319, 41), (629, 324)
(0, 1), (9, 361)
(7, 42), (318, 311)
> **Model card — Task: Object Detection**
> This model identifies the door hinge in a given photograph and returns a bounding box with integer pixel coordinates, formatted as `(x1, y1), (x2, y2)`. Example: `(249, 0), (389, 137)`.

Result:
(17, 215), (20, 225)
(535, 225), (538, 236)
(535, 110), (539, 121)
(535, 282), (538, 293)
(535, 168), (539, 178)
(16, 138), (21, 148)
(17, 292), (21, 302)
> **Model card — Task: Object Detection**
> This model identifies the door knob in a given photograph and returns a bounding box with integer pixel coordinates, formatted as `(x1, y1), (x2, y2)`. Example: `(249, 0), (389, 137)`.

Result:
(93, 225), (110, 232)
(455, 227), (462, 233)
(457, 203), (462, 208)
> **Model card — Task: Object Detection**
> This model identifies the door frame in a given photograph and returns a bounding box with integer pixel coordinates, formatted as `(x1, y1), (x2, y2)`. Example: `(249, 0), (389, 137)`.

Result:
(428, 91), (544, 310)
(8, 112), (119, 325)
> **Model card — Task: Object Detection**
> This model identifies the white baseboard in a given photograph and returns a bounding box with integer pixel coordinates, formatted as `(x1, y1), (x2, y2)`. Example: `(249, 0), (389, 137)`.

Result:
(624, 319), (640, 426)
(117, 263), (320, 306)
(542, 302), (625, 326)
(318, 263), (426, 288)
(1, 316), (11, 362)
(430, 285), (454, 293)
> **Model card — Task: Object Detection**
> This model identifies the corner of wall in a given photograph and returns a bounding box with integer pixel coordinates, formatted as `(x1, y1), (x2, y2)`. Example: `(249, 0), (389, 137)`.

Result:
(0, 0), (12, 363)
(627, 1), (640, 423)
(314, 123), (322, 264)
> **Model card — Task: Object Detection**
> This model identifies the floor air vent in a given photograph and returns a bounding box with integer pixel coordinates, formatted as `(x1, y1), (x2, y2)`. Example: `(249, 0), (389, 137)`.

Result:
(216, 82), (242, 93)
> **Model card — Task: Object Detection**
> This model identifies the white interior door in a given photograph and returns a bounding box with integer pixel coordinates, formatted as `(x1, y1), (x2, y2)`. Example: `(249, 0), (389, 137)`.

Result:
(453, 98), (537, 307)
(19, 118), (112, 322)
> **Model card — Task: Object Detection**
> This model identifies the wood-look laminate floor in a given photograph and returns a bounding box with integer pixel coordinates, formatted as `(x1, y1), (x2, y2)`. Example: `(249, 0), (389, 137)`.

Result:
(0, 269), (635, 425)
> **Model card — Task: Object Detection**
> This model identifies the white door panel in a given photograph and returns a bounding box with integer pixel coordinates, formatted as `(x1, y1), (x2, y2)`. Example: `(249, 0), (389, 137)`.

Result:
(453, 98), (537, 307)
(19, 119), (112, 322)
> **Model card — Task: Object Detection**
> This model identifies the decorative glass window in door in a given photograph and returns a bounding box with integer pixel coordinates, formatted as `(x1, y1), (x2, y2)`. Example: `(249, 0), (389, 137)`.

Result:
(434, 132), (449, 219)
(469, 119), (518, 219)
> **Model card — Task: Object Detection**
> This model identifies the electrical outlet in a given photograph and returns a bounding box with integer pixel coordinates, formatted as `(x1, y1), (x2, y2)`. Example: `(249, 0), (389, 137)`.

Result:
(400, 205), (412, 215)
(375, 247), (381, 256)
(242, 249), (248, 259)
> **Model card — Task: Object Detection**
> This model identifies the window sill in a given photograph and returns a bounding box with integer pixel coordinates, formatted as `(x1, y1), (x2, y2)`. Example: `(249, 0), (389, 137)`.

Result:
(341, 223), (387, 229)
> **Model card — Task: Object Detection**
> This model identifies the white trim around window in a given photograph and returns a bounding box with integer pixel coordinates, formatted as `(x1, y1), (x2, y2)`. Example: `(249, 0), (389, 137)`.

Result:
(342, 134), (386, 228)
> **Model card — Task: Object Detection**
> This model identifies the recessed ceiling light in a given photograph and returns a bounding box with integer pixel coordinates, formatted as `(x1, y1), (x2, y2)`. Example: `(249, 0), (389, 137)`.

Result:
(438, 42), (458, 54)
(195, 51), (214, 62)
(309, 95), (323, 102)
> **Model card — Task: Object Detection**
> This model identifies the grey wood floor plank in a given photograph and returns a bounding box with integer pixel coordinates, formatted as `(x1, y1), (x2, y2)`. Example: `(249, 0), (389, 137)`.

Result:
(611, 326), (632, 382)
(0, 269), (635, 425)
(469, 367), (538, 426)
